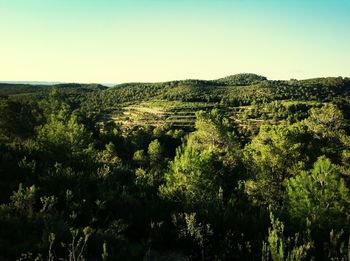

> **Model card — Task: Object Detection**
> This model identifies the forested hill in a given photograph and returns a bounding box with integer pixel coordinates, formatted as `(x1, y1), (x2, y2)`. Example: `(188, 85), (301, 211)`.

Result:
(1, 73), (349, 95)
(103, 74), (350, 105)
(0, 82), (107, 95)
(1, 73), (350, 260)
(2, 73), (350, 131)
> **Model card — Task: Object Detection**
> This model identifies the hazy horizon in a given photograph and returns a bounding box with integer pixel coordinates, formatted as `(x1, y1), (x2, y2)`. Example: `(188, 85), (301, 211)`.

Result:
(1, 0), (349, 83)
(1, 72), (350, 87)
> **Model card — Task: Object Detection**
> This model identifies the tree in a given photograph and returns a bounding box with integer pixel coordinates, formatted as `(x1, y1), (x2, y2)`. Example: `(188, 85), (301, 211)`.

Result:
(37, 90), (91, 162)
(96, 142), (122, 174)
(244, 123), (311, 206)
(160, 110), (239, 207)
(286, 156), (350, 230)
(133, 149), (147, 165)
(306, 103), (345, 139)
(147, 139), (163, 163)
(191, 109), (237, 150)
(0, 98), (38, 140)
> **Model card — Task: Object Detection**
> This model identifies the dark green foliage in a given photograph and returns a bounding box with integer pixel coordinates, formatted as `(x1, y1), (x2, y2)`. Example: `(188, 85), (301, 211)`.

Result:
(217, 73), (267, 85)
(0, 97), (39, 140)
(0, 76), (350, 260)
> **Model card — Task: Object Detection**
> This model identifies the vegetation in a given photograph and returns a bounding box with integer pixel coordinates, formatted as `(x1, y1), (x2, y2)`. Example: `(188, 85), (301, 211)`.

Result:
(0, 73), (350, 260)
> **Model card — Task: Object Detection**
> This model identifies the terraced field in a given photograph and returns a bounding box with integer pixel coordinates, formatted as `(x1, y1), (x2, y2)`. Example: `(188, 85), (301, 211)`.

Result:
(101, 100), (261, 132)
(99, 99), (321, 135)
(105, 100), (218, 130)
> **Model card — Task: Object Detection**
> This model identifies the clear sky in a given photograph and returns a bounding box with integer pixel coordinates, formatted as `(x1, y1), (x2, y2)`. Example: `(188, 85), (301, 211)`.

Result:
(0, 0), (349, 83)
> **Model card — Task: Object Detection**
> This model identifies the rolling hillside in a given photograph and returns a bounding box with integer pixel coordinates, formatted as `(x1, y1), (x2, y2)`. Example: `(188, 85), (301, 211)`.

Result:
(2, 73), (350, 133)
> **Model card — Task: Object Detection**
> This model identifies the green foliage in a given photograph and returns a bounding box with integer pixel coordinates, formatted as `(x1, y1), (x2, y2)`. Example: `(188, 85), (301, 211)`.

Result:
(37, 113), (89, 155)
(173, 212), (213, 260)
(161, 146), (223, 206)
(262, 212), (313, 261)
(191, 109), (236, 149)
(133, 149), (147, 164)
(1, 76), (350, 260)
(286, 156), (350, 230)
(0, 98), (38, 140)
(217, 73), (267, 85)
(244, 123), (311, 206)
(96, 142), (122, 172)
(10, 183), (37, 218)
(36, 91), (91, 162)
(306, 103), (345, 139)
(147, 139), (163, 163)
(160, 110), (238, 208)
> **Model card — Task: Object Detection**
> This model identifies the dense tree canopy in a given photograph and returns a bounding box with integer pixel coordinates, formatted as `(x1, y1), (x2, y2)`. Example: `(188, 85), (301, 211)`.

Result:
(0, 75), (350, 260)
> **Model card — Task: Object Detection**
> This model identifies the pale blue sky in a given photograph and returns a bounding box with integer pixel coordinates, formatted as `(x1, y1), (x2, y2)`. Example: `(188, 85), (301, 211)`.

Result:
(0, 0), (349, 83)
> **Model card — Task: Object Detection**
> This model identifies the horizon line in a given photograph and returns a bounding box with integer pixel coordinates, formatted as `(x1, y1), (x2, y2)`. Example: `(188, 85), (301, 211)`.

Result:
(1, 73), (349, 87)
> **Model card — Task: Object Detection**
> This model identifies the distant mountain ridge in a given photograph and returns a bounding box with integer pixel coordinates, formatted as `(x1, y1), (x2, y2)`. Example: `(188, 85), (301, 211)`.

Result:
(0, 81), (62, 85)
(0, 81), (116, 87)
